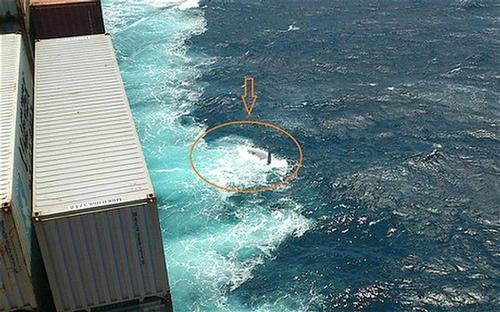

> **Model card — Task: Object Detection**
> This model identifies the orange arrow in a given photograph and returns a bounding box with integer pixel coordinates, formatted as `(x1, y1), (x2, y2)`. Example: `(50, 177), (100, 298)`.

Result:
(241, 76), (257, 115)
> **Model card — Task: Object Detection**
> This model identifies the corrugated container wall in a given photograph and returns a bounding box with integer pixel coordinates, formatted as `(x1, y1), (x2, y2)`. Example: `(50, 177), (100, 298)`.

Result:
(0, 32), (37, 311)
(34, 34), (171, 312)
(94, 297), (172, 312)
(29, 0), (105, 40)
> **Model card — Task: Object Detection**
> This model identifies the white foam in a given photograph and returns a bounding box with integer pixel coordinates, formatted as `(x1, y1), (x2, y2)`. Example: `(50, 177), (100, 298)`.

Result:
(146, 0), (199, 9)
(103, 1), (312, 310)
(165, 200), (312, 310)
(195, 138), (291, 190)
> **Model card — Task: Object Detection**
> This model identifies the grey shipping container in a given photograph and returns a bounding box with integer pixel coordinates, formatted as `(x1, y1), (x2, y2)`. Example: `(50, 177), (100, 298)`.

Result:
(1, 1), (30, 24)
(34, 34), (171, 312)
(0, 32), (38, 311)
(93, 297), (172, 312)
(29, 0), (105, 40)
(0, 0), (18, 19)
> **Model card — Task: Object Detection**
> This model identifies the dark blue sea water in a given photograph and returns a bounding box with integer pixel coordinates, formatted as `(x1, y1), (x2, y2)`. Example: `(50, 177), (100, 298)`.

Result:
(102, 0), (499, 311)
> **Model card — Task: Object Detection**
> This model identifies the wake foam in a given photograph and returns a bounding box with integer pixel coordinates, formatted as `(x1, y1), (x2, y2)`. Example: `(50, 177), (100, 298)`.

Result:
(102, 1), (311, 310)
(146, 0), (199, 9)
(195, 136), (291, 190)
(165, 199), (312, 311)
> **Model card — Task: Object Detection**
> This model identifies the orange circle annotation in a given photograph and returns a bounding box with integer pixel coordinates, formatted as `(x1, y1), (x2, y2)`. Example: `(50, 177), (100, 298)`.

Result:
(189, 120), (304, 193)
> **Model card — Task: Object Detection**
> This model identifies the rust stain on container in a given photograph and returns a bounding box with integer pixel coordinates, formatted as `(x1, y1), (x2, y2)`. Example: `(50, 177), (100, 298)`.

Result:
(29, 0), (105, 40)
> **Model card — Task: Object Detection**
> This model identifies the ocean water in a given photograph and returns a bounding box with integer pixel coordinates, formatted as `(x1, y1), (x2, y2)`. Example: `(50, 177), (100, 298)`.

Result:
(101, 0), (499, 311)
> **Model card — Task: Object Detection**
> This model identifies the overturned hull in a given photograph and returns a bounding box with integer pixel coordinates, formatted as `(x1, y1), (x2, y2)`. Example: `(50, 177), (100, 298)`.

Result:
(248, 147), (272, 165)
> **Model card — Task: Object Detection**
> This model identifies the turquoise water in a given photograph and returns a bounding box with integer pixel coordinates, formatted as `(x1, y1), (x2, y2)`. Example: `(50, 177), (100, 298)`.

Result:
(102, 1), (499, 311)
(102, 1), (310, 311)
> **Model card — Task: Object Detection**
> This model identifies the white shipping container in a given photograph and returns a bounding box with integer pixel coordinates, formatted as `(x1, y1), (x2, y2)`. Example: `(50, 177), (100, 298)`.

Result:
(34, 34), (171, 312)
(0, 33), (37, 311)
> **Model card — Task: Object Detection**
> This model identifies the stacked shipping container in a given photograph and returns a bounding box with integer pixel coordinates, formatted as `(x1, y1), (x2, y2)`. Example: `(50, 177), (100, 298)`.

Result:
(0, 0), (18, 19)
(0, 31), (42, 312)
(29, 0), (105, 40)
(33, 34), (172, 312)
(2, 1), (171, 311)
(1, 1), (30, 32)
